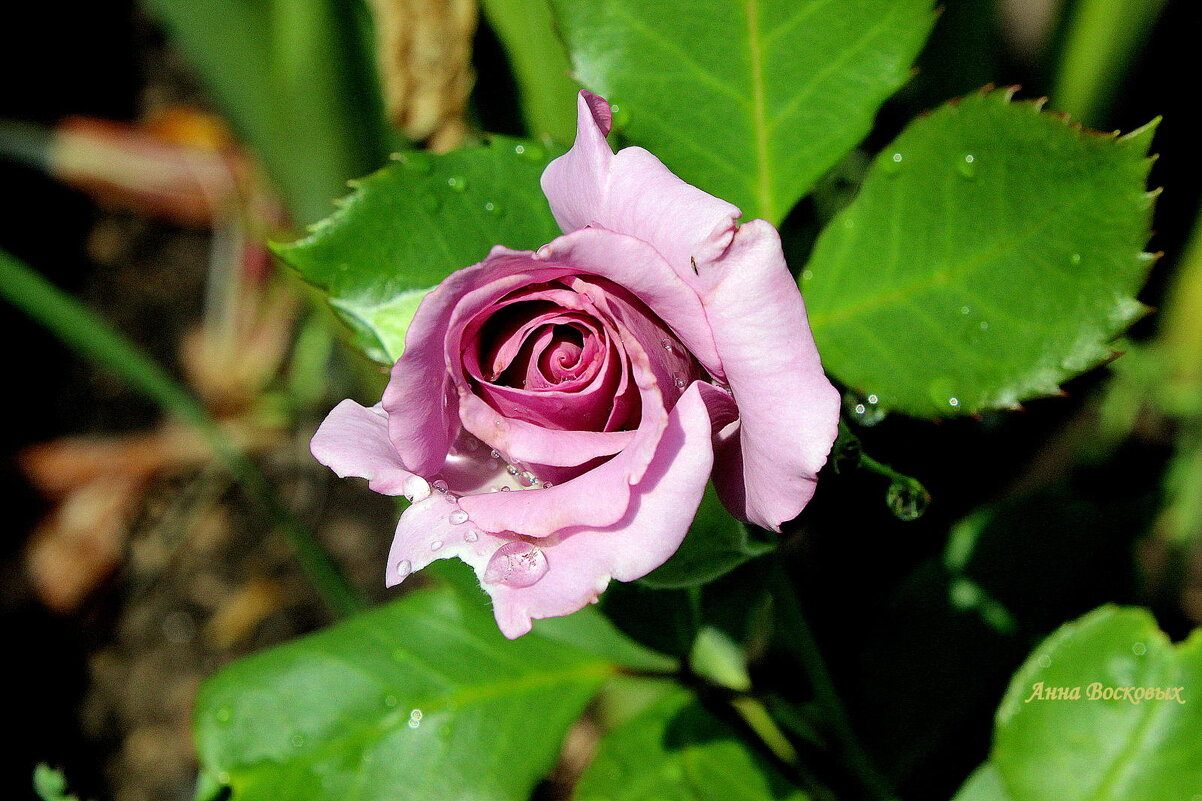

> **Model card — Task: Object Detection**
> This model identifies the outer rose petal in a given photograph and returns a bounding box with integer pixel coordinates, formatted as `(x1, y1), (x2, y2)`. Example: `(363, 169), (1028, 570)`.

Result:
(484, 382), (717, 638)
(384, 492), (511, 587)
(698, 220), (841, 531)
(541, 92), (741, 288)
(311, 400), (428, 500)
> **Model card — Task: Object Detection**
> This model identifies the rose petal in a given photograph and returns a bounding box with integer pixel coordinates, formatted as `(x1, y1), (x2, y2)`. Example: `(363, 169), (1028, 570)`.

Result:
(310, 400), (428, 499)
(384, 493), (510, 587)
(535, 227), (725, 378)
(484, 382), (716, 638)
(698, 220), (840, 531)
(542, 92), (741, 290)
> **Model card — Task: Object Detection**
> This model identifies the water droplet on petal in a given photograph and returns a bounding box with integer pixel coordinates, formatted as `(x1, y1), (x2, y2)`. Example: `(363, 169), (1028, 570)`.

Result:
(395, 559), (412, 580)
(661, 337), (674, 352)
(499, 486), (511, 492)
(484, 542), (550, 588)
(886, 481), (930, 521)
(449, 509), (469, 525)
(542, 481), (554, 488)
(432, 479), (449, 493)
(404, 475), (431, 502)
(464, 530), (478, 543)
(490, 449), (501, 459)
(673, 374), (687, 389)
(430, 540), (443, 551)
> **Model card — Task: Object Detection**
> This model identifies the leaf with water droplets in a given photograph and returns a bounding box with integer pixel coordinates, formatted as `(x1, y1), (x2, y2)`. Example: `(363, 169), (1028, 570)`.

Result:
(803, 89), (1158, 418)
(973, 606), (1202, 801)
(276, 136), (563, 363)
(574, 686), (810, 801)
(551, 0), (936, 223)
(194, 586), (622, 801)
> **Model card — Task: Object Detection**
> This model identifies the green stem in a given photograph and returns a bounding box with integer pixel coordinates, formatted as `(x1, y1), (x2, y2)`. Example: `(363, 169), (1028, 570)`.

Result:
(769, 556), (895, 801)
(0, 247), (364, 618)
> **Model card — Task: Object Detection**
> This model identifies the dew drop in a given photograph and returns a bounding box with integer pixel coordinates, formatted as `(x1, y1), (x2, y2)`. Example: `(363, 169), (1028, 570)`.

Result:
(446, 175), (468, 192)
(395, 559), (412, 580)
(384, 694), (399, 708)
(1132, 642), (1147, 656)
(483, 199), (504, 215)
(886, 481), (930, 522)
(882, 152), (904, 175)
(609, 103), (631, 130)
(290, 733), (307, 749)
(1070, 252), (1082, 265)
(542, 481), (554, 488)
(506, 464), (520, 476)
(490, 449), (501, 459)
(661, 337), (674, 352)
(404, 475), (431, 502)
(432, 479), (449, 493)
(464, 530), (479, 543)
(516, 141), (545, 161)
(673, 374), (687, 389)
(449, 509), (469, 525)
(430, 540), (444, 551)
(960, 305), (971, 315)
(519, 470), (539, 486)
(1038, 654), (1052, 668)
(979, 321), (990, 331)
(956, 154), (977, 180)
(499, 486), (511, 492)
(867, 394), (879, 404)
(215, 707), (232, 724)
(843, 391), (885, 426)
(408, 709), (423, 729)
(484, 542), (550, 588)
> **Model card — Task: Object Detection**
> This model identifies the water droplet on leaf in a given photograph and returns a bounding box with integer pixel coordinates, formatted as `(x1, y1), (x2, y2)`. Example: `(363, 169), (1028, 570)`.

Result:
(408, 709), (423, 729)
(484, 542), (549, 588)
(446, 175), (468, 192)
(956, 154), (977, 180)
(886, 480), (930, 521)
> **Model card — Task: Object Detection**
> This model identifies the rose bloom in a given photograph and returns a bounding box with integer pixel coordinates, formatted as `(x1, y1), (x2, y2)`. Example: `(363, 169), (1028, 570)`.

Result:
(312, 92), (839, 637)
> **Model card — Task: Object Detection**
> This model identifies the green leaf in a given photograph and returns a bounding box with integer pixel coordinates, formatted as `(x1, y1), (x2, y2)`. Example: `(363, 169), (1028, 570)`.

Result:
(480, 0), (580, 144)
(194, 586), (617, 801)
(991, 606), (1202, 801)
(551, 0), (937, 223)
(803, 89), (1158, 418)
(641, 483), (773, 589)
(33, 765), (80, 801)
(952, 763), (1014, 801)
(276, 137), (563, 363)
(573, 687), (810, 801)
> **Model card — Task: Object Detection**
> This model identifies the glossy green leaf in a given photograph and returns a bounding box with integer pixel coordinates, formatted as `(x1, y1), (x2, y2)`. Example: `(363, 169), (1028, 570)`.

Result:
(194, 586), (617, 801)
(551, 0), (937, 223)
(804, 89), (1158, 418)
(991, 606), (1202, 801)
(573, 687), (810, 801)
(276, 138), (563, 363)
(641, 483), (773, 589)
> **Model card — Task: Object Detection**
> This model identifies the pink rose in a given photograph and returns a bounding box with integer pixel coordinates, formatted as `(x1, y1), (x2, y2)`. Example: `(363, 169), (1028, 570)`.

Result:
(311, 91), (839, 637)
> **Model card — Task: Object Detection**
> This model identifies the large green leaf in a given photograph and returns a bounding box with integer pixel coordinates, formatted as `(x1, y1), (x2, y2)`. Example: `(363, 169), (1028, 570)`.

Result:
(573, 687), (810, 801)
(989, 606), (1202, 801)
(551, 0), (937, 223)
(276, 137), (563, 363)
(641, 483), (774, 589)
(194, 586), (618, 801)
(952, 763), (1013, 801)
(803, 89), (1158, 418)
